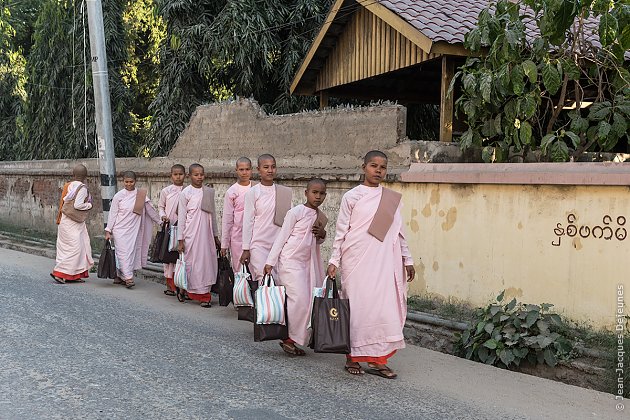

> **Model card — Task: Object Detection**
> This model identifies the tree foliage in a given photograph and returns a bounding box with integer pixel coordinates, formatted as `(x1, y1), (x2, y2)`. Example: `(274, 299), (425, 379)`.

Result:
(16, 0), (139, 160)
(453, 0), (630, 162)
(0, 5), (26, 160)
(148, 0), (332, 155)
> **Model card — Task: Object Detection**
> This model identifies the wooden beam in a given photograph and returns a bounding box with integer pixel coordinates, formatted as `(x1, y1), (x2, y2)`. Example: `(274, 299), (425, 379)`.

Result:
(290, 0), (348, 94)
(431, 41), (475, 57)
(359, 0), (433, 53)
(319, 91), (329, 109)
(439, 56), (455, 142)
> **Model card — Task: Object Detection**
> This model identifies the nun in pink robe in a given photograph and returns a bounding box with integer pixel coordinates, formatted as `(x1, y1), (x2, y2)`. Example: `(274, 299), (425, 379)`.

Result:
(177, 185), (218, 303)
(242, 184), (291, 282)
(158, 184), (183, 292)
(52, 181), (94, 282)
(265, 204), (325, 346)
(221, 181), (252, 271)
(105, 189), (161, 282)
(329, 185), (414, 364)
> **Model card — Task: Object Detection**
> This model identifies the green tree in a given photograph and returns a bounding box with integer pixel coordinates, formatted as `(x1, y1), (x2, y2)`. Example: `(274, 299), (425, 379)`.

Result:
(122, 0), (166, 152)
(453, 0), (630, 162)
(20, 0), (134, 160)
(0, 5), (26, 160)
(148, 0), (226, 156)
(149, 0), (333, 155)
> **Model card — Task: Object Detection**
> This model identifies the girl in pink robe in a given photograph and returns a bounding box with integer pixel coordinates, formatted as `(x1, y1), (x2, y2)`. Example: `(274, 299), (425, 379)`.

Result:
(177, 164), (220, 307)
(158, 164), (185, 295)
(240, 154), (292, 283)
(264, 179), (328, 355)
(105, 171), (161, 288)
(51, 165), (93, 284)
(221, 157), (253, 271)
(328, 151), (416, 379)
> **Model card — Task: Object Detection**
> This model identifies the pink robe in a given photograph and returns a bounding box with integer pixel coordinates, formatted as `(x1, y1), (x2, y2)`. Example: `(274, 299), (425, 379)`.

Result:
(242, 184), (282, 282)
(105, 189), (161, 280)
(53, 181), (94, 279)
(177, 185), (218, 294)
(265, 204), (324, 346)
(158, 184), (183, 279)
(221, 182), (252, 271)
(329, 185), (414, 358)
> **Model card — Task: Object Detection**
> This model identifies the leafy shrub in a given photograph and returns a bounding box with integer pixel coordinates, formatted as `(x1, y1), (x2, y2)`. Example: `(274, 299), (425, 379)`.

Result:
(455, 291), (573, 368)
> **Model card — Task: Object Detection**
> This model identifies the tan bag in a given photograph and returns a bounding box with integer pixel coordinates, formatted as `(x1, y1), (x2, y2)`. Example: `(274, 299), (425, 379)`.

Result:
(61, 184), (90, 223)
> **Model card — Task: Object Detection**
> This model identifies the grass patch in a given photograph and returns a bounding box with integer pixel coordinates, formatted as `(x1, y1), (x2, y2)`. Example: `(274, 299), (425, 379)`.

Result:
(0, 221), (57, 243)
(409, 292), (630, 397)
(408, 293), (477, 324)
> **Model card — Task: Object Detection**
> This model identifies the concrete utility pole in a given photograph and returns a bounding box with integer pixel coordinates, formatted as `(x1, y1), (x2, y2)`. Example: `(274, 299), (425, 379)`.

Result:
(86, 0), (117, 227)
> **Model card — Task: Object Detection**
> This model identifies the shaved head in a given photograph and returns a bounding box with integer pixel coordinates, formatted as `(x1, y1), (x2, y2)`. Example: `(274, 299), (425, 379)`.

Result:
(257, 154), (276, 166)
(306, 178), (326, 190)
(189, 163), (204, 174)
(363, 150), (388, 164)
(72, 164), (88, 180)
(236, 157), (252, 167)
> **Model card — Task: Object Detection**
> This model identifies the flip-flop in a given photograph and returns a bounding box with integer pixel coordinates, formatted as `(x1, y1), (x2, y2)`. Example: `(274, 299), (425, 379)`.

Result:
(344, 364), (364, 375)
(125, 280), (135, 289)
(163, 290), (176, 296)
(366, 366), (397, 379)
(200, 301), (211, 308)
(279, 342), (306, 356)
(50, 273), (65, 284)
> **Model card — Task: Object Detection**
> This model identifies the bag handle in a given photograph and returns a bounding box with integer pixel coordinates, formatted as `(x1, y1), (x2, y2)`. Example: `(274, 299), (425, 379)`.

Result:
(262, 273), (275, 287)
(324, 276), (339, 299)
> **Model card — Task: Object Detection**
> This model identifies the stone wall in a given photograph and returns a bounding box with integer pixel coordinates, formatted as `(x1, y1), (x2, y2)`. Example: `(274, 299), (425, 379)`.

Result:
(2, 100), (629, 330)
(0, 158), (358, 262)
(169, 98), (412, 170)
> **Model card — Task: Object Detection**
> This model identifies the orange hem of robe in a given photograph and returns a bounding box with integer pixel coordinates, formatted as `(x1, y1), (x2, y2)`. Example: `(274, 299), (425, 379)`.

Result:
(186, 292), (211, 303)
(346, 350), (397, 365)
(52, 270), (89, 281)
(165, 277), (176, 291)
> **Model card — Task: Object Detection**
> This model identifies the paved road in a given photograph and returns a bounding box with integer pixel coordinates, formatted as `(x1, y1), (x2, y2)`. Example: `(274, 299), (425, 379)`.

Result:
(0, 248), (622, 419)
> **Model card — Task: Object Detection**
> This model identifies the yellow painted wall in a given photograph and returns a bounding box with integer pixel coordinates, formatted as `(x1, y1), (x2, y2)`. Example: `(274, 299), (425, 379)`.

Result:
(392, 182), (630, 330)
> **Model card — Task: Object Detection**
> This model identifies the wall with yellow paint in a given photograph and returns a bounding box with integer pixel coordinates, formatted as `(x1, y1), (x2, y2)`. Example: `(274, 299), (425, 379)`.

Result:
(392, 182), (630, 330)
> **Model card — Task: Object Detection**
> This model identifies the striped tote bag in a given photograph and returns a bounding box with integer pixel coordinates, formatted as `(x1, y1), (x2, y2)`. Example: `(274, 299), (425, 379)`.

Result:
(233, 265), (254, 307)
(255, 274), (286, 325)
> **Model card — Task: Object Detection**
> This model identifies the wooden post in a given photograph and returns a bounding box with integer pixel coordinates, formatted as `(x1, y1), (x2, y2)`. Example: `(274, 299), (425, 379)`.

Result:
(440, 56), (454, 142)
(319, 90), (329, 109)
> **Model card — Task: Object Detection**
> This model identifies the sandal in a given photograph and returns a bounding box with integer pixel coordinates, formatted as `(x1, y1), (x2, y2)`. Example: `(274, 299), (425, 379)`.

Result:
(113, 277), (125, 285)
(366, 364), (397, 379)
(344, 362), (364, 375)
(163, 290), (176, 296)
(176, 290), (186, 303)
(50, 273), (65, 284)
(279, 342), (306, 356)
(200, 301), (211, 308)
(125, 280), (135, 289)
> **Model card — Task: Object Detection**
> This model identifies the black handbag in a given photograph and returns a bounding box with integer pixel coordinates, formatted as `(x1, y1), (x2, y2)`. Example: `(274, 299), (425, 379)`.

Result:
(97, 239), (117, 279)
(216, 255), (234, 306)
(309, 277), (351, 354)
(149, 222), (167, 263)
(158, 221), (179, 264)
(238, 306), (256, 322)
(254, 300), (289, 342)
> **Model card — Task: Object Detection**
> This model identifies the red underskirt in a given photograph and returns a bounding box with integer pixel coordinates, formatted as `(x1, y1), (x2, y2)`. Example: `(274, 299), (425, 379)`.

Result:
(52, 270), (89, 281)
(346, 350), (397, 365)
(186, 292), (211, 303)
(165, 277), (176, 291)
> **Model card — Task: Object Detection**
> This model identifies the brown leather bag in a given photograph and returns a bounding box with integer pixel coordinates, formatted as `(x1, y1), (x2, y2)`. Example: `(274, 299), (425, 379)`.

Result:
(61, 184), (90, 223)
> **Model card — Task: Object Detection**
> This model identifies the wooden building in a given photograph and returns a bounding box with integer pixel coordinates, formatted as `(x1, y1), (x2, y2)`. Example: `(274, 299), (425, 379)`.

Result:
(291, 0), (621, 143)
(290, 0), (486, 142)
